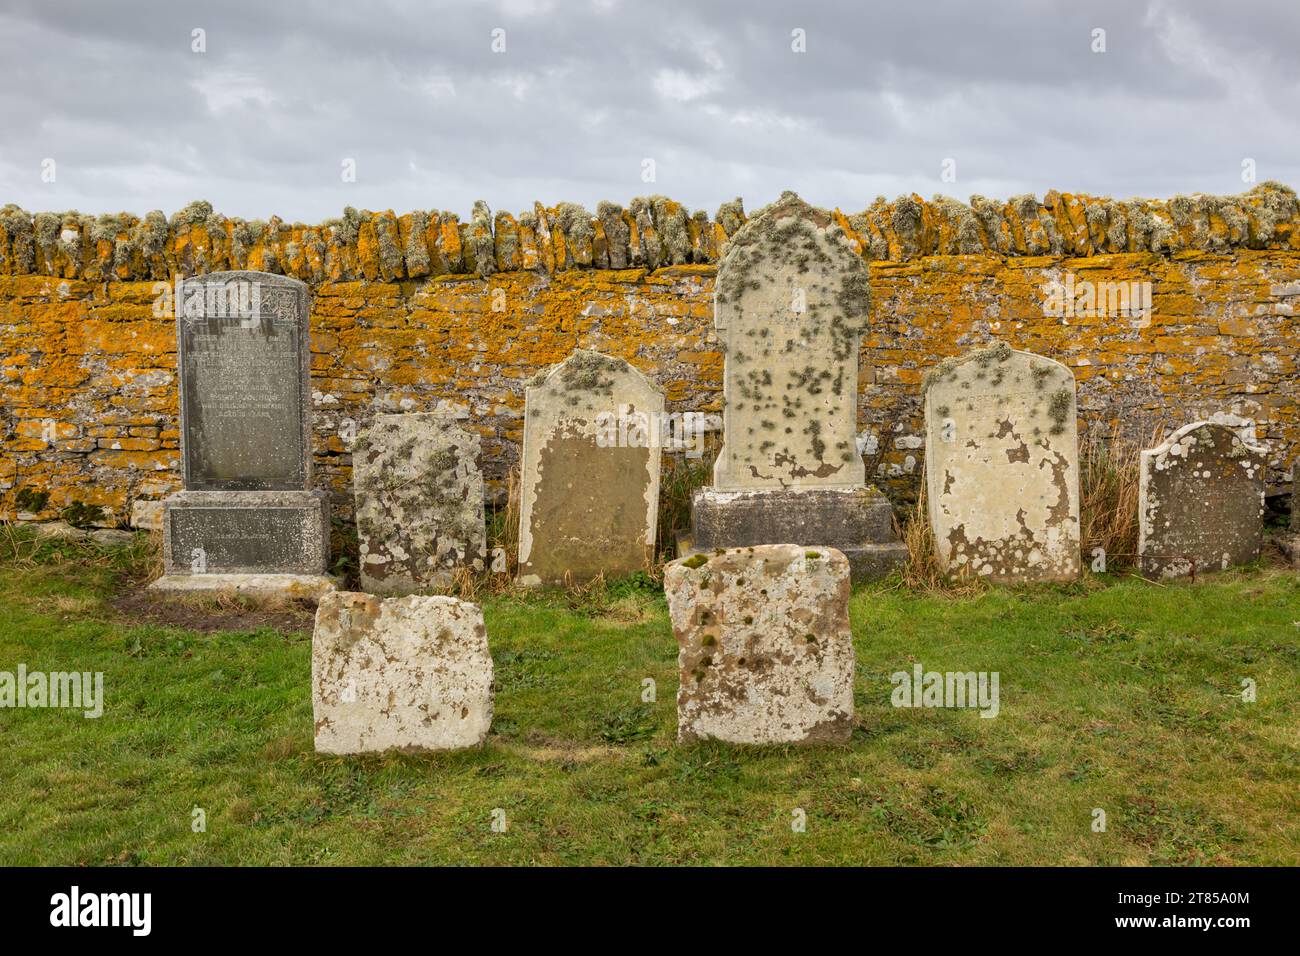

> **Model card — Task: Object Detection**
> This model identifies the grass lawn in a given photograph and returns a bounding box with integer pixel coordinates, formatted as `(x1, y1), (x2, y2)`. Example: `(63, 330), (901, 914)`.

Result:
(1, 529), (1297, 866)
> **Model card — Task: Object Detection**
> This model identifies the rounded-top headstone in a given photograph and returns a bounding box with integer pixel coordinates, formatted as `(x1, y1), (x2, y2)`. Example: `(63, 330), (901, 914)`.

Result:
(712, 192), (871, 491)
(517, 348), (665, 587)
(1138, 421), (1267, 578)
(923, 343), (1081, 582)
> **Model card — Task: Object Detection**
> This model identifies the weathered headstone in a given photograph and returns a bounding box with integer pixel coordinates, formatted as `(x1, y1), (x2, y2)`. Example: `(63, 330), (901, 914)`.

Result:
(517, 349), (664, 587)
(152, 271), (333, 597)
(1138, 421), (1267, 578)
(1283, 460), (1300, 568)
(312, 591), (493, 754)
(682, 192), (906, 580)
(923, 343), (1081, 582)
(664, 544), (855, 744)
(353, 413), (485, 595)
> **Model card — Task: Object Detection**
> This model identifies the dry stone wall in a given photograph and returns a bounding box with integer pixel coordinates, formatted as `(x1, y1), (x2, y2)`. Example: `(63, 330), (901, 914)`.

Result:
(2, 185), (1299, 529)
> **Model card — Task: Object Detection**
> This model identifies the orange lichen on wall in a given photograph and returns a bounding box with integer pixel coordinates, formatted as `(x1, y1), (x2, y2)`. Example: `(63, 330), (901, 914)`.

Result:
(1, 188), (1298, 528)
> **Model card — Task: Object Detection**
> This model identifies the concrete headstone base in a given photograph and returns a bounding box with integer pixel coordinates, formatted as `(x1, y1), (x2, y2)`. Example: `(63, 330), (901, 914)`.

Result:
(148, 572), (338, 601)
(680, 485), (907, 582)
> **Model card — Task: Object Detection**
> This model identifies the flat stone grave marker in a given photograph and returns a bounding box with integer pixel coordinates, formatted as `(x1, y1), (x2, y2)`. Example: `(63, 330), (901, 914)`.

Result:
(923, 343), (1081, 582)
(312, 591), (493, 754)
(353, 413), (485, 595)
(517, 349), (664, 587)
(1138, 421), (1267, 578)
(663, 543), (855, 744)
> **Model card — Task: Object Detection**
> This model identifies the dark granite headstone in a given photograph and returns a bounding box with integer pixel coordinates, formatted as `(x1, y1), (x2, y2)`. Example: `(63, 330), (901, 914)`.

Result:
(153, 271), (331, 594)
(177, 271), (311, 491)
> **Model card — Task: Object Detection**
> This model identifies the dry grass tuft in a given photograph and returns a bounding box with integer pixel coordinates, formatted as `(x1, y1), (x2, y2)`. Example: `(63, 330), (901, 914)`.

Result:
(1079, 422), (1154, 570)
(895, 474), (988, 596)
(656, 440), (719, 562)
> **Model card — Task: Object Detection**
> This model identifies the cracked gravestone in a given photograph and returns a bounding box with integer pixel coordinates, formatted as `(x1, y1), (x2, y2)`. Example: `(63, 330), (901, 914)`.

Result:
(353, 413), (485, 595)
(516, 348), (664, 587)
(312, 591), (493, 754)
(663, 544), (855, 744)
(682, 192), (906, 580)
(1138, 421), (1267, 578)
(154, 270), (332, 598)
(923, 343), (1081, 582)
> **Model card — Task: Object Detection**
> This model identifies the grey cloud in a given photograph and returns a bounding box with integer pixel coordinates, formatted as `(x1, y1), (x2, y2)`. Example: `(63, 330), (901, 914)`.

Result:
(0, 0), (1295, 221)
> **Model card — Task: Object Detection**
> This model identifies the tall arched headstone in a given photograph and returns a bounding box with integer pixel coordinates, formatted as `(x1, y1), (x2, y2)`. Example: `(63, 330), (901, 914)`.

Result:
(1138, 421), (1267, 578)
(923, 343), (1081, 582)
(682, 192), (905, 580)
(152, 271), (332, 598)
(517, 349), (665, 587)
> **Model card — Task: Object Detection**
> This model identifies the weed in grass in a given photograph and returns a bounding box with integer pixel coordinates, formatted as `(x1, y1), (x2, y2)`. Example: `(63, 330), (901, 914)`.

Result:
(494, 648), (560, 691)
(1116, 794), (1242, 865)
(594, 702), (657, 744)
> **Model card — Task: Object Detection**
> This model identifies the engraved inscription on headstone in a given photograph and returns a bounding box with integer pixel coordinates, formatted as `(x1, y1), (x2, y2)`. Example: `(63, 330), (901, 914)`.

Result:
(153, 271), (332, 595)
(169, 507), (319, 573)
(178, 271), (311, 491)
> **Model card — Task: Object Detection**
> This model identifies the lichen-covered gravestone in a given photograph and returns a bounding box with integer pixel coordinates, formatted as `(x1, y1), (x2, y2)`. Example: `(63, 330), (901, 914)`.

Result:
(312, 591), (493, 754)
(923, 343), (1081, 582)
(1285, 459), (1300, 568)
(352, 413), (485, 595)
(663, 544), (855, 744)
(1138, 421), (1267, 578)
(152, 270), (332, 599)
(683, 192), (906, 580)
(517, 349), (664, 587)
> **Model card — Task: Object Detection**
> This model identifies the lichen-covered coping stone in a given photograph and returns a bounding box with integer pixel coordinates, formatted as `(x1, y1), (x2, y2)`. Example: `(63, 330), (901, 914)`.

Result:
(517, 348), (664, 587)
(711, 192), (871, 492)
(664, 544), (855, 744)
(1138, 421), (1267, 579)
(353, 413), (485, 595)
(923, 343), (1081, 583)
(312, 592), (493, 754)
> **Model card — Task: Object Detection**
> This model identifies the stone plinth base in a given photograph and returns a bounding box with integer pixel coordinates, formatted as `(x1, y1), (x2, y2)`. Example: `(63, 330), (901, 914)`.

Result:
(149, 573), (338, 601)
(161, 489), (330, 576)
(681, 486), (907, 582)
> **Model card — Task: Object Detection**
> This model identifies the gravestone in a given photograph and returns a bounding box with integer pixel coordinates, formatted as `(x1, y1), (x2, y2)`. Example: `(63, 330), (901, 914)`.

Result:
(1138, 421), (1267, 578)
(680, 192), (906, 580)
(1283, 460), (1300, 568)
(923, 343), (1081, 582)
(312, 591), (493, 754)
(517, 349), (664, 587)
(353, 413), (485, 595)
(664, 544), (855, 744)
(151, 271), (333, 598)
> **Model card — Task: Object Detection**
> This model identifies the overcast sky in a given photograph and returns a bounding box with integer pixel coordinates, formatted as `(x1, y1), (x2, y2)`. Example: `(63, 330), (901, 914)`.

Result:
(1, 0), (1296, 222)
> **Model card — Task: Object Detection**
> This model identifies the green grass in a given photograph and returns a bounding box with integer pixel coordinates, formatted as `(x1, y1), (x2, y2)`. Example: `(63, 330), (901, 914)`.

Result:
(0, 529), (1297, 866)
